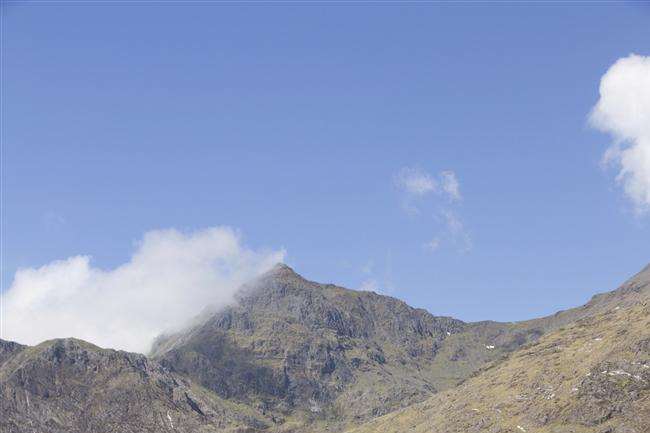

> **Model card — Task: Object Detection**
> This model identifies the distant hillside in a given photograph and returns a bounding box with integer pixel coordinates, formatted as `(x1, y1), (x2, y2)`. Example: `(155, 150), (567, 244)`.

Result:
(348, 265), (650, 433)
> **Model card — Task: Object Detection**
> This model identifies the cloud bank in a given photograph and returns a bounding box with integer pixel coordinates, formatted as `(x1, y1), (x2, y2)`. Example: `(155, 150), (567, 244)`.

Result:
(590, 54), (650, 213)
(1, 226), (285, 353)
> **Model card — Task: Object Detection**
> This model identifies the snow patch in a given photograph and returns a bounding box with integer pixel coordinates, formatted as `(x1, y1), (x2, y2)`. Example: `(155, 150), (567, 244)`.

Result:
(309, 399), (321, 413)
(167, 411), (174, 429)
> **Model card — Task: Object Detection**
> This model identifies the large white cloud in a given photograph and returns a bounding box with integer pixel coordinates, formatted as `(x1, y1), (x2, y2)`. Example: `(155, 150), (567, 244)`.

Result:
(0, 227), (285, 353)
(590, 54), (650, 213)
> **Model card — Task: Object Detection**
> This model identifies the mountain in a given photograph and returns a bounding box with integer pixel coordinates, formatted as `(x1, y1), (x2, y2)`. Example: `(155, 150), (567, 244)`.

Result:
(0, 338), (269, 433)
(149, 263), (472, 430)
(149, 263), (644, 431)
(348, 265), (650, 433)
(1, 263), (648, 433)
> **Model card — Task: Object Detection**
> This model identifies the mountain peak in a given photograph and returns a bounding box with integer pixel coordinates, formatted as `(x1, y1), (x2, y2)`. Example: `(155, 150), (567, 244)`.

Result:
(269, 262), (295, 273)
(264, 262), (302, 280)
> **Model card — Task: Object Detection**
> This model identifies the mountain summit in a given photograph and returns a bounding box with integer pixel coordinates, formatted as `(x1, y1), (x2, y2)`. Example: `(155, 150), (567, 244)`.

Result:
(150, 265), (469, 428)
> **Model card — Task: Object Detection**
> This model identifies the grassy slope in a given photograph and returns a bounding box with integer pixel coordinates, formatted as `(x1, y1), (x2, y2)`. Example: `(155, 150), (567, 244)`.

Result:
(347, 300), (650, 433)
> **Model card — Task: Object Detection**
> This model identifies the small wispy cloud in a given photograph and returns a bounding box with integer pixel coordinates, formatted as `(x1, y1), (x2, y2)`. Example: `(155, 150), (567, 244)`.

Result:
(361, 260), (374, 275)
(42, 211), (66, 228)
(394, 167), (437, 196)
(440, 171), (461, 201)
(590, 54), (650, 214)
(424, 237), (440, 252)
(359, 278), (379, 292)
(357, 251), (396, 295)
(394, 166), (470, 252)
(441, 209), (472, 252)
(394, 166), (462, 202)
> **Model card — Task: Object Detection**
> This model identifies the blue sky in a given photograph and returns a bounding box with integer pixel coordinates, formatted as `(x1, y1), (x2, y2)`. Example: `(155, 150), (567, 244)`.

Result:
(3, 2), (650, 328)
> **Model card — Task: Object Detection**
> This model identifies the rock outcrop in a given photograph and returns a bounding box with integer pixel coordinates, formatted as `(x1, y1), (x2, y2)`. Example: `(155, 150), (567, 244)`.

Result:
(0, 338), (268, 433)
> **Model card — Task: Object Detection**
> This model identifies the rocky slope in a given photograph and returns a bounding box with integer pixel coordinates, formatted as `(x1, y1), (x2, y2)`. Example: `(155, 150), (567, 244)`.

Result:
(150, 264), (473, 430)
(348, 265), (650, 433)
(150, 263), (642, 431)
(0, 338), (269, 433)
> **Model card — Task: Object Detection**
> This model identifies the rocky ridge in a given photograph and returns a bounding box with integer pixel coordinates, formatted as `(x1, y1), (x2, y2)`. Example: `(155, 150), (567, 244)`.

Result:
(348, 265), (650, 433)
(0, 338), (268, 433)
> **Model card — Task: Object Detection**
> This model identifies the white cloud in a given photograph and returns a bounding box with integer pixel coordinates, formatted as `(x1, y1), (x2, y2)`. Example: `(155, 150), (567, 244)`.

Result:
(357, 251), (396, 295)
(590, 54), (650, 213)
(393, 166), (469, 251)
(442, 209), (472, 252)
(394, 166), (463, 216)
(0, 226), (285, 353)
(42, 211), (66, 228)
(394, 167), (437, 196)
(440, 171), (461, 201)
(361, 260), (374, 275)
(359, 278), (379, 292)
(424, 237), (440, 252)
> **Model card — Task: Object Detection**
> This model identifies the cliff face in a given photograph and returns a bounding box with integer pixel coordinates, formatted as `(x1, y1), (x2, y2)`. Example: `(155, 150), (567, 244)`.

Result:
(0, 338), (269, 433)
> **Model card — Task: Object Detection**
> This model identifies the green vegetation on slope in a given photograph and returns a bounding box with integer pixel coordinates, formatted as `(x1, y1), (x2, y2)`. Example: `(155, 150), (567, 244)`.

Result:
(348, 302), (650, 433)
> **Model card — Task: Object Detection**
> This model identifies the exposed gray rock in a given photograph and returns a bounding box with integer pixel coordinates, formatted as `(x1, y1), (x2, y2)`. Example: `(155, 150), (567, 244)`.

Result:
(0, 338), (268, 433)
(150, 264), (472, 425)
